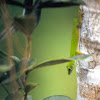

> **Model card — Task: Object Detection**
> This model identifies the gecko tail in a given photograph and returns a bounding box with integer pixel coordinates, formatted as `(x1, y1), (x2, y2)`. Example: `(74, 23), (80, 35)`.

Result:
(0, 23), (17, 40)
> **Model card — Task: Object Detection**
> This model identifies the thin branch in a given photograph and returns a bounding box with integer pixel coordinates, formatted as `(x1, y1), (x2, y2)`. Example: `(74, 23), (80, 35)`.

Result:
(37, 1), (81, 9)
(33, 0), (40, 8)
(24, 0), (33, 7)
(24, 92), (27, 100)
(5, 0), (24, 8)
(23, 0), (33, 14)
(5, 0), (83, 10)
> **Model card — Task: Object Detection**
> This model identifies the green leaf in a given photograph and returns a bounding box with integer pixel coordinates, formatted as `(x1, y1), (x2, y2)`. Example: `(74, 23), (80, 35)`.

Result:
(10, 56), (20, 63)
(0, 49), (20, 67)
(68, 53), (93, 61)
(0, 58), (10, 71)
(0, 65), (10, 72)
(28, 59), (71, 72)
(0, 51), (20, 83)
(42, 95), (72, 100)
(13, 15), (36, 35)
(24, 82), (38, 94)
(0, 58), (35, 85)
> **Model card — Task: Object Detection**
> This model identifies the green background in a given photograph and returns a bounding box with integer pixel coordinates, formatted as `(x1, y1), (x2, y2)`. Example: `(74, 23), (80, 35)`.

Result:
(0, 3), (77, 100)
(29, 7), (77, 100)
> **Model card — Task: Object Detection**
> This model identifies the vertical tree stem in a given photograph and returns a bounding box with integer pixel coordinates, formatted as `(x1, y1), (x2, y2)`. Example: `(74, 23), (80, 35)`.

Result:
(23, 34), (31, 100)
(77, 2), (100, 99)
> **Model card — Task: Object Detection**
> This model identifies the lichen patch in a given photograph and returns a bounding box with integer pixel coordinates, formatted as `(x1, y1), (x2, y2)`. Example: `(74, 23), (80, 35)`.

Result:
(79, 83), (100, 100)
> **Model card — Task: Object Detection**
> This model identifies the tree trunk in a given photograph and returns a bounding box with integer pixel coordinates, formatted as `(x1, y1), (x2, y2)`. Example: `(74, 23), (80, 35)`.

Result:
(77, 0), (100, 100)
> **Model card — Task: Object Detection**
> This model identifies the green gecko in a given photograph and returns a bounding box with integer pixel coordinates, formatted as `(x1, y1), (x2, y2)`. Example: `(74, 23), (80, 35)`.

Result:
(67, 7), (83, 75)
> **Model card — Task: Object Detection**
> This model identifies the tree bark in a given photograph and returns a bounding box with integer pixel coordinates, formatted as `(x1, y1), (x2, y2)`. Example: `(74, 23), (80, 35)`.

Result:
(77, 0), (100, 100)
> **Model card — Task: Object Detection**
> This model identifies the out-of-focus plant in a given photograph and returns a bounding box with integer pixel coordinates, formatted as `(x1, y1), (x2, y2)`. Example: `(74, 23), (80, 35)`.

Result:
(42, 95), (72, 100)
(0, 0), (85, 39)
(0, 49), (72, 100)
(0, 49), (92, 100)
(0, 0), (87, 100)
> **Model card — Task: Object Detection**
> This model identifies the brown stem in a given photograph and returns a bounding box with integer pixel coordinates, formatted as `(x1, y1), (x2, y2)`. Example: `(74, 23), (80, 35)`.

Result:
(26, 35), (31, 58)
(24, 92), (27, 100)
(20, 34), (31, 72)
(23, 34), (32, 100)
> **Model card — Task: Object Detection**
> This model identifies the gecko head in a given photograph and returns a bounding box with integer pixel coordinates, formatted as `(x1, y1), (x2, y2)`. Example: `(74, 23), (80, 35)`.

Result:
(67, 62), (75, 75)
(68, 67), (74, 75)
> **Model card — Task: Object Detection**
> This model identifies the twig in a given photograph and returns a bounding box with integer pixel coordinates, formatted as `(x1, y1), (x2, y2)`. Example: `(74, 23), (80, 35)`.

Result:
(37, 1), (80, 9)
(5, 0), (24, 8)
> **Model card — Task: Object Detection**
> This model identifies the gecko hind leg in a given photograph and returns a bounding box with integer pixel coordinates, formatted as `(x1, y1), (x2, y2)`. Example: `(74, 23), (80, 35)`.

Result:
(75, 50), (84, 55)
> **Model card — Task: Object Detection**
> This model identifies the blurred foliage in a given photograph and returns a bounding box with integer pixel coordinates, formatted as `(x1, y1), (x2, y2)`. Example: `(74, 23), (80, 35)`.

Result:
(42, 95), (72, 100)
(0, 0), (85, 99)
